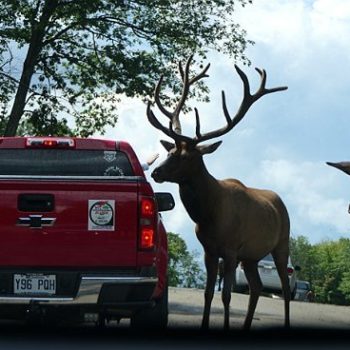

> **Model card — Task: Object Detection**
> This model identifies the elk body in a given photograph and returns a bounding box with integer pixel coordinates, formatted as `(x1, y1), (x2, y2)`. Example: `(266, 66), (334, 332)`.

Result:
(147, 56), (289, 330)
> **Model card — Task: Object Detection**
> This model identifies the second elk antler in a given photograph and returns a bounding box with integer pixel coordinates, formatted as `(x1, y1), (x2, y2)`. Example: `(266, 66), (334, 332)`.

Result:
(147, 55), (287, 145)
(147, 56), (289, 330)
(149, 54), (210, 136)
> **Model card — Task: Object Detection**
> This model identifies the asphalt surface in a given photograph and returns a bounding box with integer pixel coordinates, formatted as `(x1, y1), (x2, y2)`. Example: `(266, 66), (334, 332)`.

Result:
(168, 287), (350, 330)
(0, 287), (349, 349)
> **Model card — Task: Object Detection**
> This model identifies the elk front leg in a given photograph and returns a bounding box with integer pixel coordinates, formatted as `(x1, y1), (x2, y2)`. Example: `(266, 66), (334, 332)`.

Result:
(221, 258), (236, 330)
(201, 253), (218, 330)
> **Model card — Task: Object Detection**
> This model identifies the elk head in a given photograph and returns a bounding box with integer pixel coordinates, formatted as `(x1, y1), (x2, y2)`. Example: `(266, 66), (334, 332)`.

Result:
(327, 161), (350, 214)
(147, 55), (288, 184)
(151, 139), (222, 184)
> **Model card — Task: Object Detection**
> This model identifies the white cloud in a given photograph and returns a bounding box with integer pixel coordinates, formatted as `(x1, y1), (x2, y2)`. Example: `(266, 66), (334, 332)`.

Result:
(258, 158), (350, 242)
(236, 0), (350, 50)
(313, 0), (350, 20)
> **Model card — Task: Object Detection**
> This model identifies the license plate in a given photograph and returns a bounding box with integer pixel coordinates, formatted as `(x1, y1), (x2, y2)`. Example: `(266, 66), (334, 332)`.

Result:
(260, 267), (273, 275)
(14, 274), (56, 295)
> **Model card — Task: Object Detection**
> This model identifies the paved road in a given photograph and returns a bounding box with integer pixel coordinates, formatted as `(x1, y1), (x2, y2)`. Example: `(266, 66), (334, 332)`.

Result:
(169, 287), (350, 330)
(0, 287), (349, 349)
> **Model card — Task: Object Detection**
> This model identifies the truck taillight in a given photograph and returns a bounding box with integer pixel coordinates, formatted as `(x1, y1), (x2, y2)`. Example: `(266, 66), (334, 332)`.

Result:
(141, 198), (155, 216)
(139, 197), (156, 250)
(287, 267), (294, 276)
(140, 228), (154, 249)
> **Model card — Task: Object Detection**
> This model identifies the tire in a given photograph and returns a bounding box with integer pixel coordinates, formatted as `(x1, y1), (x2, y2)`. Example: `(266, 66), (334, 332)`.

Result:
(291, 286), (297, 300)
(130, 282), (168, 329)
(232, 284), (248, 294)
(234, 286), (248, 293)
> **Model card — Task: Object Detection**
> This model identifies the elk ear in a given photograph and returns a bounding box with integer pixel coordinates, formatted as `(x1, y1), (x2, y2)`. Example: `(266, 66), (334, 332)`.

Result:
(160, 140), (175, 152)
(196, 141), (222, 155)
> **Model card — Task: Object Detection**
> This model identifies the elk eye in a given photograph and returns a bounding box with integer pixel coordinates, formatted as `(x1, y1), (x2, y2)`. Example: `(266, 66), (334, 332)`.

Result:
(167, 152), (178, 160)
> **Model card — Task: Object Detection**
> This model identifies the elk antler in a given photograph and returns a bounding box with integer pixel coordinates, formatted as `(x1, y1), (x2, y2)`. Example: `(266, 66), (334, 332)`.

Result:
(193, 66), (288, 144)
(147, 58), (288, 146)
(147, 55), (210, 142)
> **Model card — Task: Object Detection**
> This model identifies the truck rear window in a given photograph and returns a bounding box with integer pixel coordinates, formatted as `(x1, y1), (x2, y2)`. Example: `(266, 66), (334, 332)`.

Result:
(0, 149), (134, 176)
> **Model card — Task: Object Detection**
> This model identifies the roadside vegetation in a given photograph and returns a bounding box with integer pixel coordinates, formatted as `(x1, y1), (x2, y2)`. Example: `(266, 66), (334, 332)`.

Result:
(167, 232), (205, 289)
(290, 235), (350, 305)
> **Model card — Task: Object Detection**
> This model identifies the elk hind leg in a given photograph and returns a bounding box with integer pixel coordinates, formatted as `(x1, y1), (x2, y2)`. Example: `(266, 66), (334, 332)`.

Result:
(242, 260), (262, 330)
(221, 258), (236, 330)
(272, 250), (291, 328)
(202, 253), (219, 330)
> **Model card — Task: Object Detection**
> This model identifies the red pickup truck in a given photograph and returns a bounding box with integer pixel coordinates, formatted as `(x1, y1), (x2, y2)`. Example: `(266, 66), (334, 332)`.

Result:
(0, 136), (174, 327)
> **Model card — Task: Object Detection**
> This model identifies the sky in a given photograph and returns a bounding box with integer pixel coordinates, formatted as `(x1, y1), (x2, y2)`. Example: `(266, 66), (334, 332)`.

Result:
(100, 0), (350, 254)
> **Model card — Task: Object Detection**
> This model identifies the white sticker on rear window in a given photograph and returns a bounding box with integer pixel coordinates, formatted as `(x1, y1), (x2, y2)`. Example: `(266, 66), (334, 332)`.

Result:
(103, 151), (116, 162)
(88, 200), (115, 231)
(104, 166), (124, 176)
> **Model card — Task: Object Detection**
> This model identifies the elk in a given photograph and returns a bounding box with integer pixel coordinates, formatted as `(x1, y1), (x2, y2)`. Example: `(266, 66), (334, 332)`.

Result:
(327, 162), (350, 176)
(327, 161), (350, 213)
(146, 56), (289, 330)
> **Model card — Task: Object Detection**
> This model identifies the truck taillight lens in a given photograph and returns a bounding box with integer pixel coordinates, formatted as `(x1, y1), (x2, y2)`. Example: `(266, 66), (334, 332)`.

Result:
(287, 267), (294, 276)
(140, 228), (155, 249)
(139, 197), (156, 250)
(141, 198), (155, 216)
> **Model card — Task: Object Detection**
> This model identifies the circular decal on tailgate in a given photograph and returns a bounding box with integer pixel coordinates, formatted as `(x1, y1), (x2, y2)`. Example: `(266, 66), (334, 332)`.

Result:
(89, 201), (114, 226)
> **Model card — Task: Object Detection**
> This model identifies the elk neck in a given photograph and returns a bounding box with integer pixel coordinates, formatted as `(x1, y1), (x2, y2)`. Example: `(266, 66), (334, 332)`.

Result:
(178, 157), (220, 224)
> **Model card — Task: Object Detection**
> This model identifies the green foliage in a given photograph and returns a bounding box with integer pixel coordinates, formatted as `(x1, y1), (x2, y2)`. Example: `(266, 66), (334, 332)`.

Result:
(290, 235), (350, 305)
(289, 235), (316, 284)
(167, 232), (205, 288)
(0, 0), (253, 136)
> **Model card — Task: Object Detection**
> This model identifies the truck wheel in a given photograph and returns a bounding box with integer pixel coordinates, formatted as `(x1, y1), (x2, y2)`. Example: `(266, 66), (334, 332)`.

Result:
(291, 286), (297, 300)
(232, 284), (248, 294)
(130, 283), (168, 329)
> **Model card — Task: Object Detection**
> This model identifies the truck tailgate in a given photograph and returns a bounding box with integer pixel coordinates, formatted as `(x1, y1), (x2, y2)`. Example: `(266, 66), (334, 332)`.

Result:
(0, 179), (139, 267)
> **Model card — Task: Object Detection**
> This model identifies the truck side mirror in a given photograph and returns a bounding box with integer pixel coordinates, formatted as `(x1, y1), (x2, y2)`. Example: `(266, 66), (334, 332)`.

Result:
(155, 192), (175, 212)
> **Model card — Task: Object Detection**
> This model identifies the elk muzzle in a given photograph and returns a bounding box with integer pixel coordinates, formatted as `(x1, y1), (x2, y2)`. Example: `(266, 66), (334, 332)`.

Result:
(151, 167), (165, 183)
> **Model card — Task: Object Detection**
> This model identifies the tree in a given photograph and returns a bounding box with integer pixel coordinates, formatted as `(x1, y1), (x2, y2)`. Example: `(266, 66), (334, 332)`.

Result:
(312, 240), (344, 304)
(290, 235), (350, 305)
(289, 235), (317, 286)
(337, 239), (350, 302)
(0, 0), (253, 137)
(167, 232), (205, 288)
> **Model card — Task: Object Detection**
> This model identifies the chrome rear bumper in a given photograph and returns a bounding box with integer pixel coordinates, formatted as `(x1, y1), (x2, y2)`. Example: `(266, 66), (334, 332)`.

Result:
(0, 275), (158, 305)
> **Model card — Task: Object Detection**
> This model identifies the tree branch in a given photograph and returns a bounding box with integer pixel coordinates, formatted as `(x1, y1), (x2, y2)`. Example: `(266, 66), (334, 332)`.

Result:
(42, 22), (78, 45)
